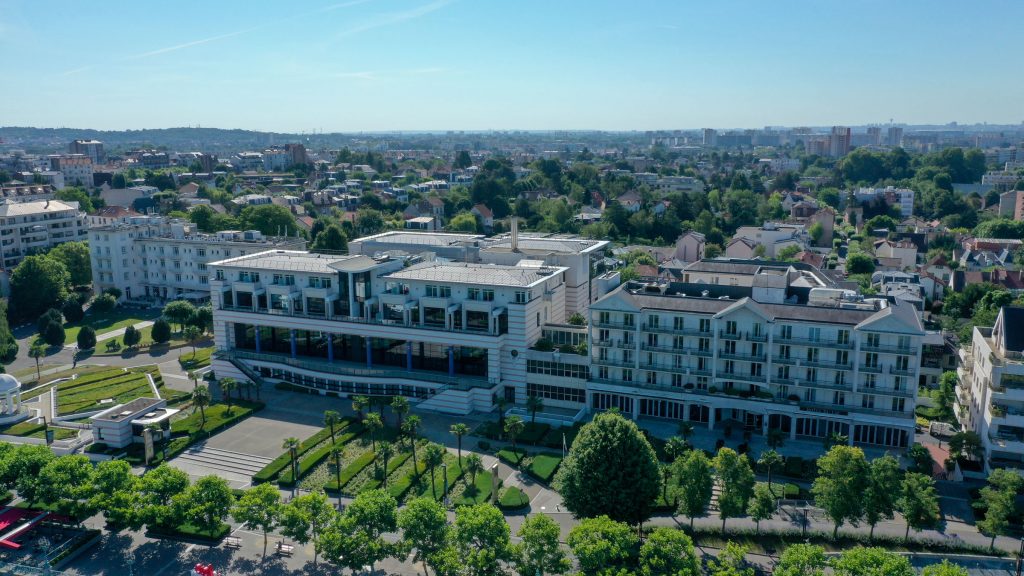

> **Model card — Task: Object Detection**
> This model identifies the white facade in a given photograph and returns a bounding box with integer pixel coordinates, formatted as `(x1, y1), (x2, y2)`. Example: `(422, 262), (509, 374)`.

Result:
(0, 199), (87, 270)
(88, 217), (306, 302)
(956, 307), (1024, 473)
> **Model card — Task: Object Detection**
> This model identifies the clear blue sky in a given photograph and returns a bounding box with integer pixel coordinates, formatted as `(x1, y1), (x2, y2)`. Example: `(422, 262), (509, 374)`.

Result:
(1, 0), (1022, 132)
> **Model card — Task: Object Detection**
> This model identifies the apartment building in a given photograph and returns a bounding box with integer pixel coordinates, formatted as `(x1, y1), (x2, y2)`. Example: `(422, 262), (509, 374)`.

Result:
(209, 250), (568, 414)
(48, 155), (93, 189)
(584, 280), (924, 449)
(956, 306), (1024, 473)
(0, 199), (87, 270)
(68, 140), (105, 165)
(88, 216), (306, 302)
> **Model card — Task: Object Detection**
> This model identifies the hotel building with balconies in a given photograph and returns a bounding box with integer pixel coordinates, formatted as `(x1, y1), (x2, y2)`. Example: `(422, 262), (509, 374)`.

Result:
(0, 199), (87, 270)
(955, 306), (1024, 473)
(209, 249), (569, 414)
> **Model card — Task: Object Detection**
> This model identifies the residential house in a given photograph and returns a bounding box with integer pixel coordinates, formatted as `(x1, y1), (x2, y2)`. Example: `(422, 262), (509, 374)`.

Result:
(674, 231), (706, 263)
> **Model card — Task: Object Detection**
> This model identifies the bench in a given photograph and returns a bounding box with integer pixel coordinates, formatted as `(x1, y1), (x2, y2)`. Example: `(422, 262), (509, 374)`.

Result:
(276, 542), (294, 556)
(224, 536), (242, 549)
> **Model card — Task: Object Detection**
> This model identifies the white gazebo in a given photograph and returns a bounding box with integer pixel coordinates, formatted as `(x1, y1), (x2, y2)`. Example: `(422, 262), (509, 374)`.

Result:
(0, 374), (24, 424)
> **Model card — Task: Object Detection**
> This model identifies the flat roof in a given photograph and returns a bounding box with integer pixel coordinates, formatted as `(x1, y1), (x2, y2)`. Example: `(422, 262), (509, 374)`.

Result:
(213, 250), (369, 274)
(92, 397), (164, 423)
(484, 234), (608, 254)
(384, 261), (567, 288)
(0, 199), (79, 216)
(354, 231), (483, 247)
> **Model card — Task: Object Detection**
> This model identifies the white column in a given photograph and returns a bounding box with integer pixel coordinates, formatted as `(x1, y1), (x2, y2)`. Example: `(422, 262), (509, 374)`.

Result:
(707, 406), (716, 430)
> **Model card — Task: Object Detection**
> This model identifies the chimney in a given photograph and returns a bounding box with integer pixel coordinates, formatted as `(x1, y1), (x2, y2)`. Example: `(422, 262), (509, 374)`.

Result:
(511, 216), (519, 252)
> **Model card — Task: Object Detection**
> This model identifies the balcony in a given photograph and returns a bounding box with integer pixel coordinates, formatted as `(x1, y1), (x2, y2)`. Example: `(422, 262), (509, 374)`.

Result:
(859, 364), (882, 374)
(795, 379), (851, 392)
(863, 386), (914, 398)
(888, 366), (916, 377)
(798, 400), (912, 419)
(803, 359), (852, 370)
(616, 340), (637, 350)
(217, 305), (502, 337)
(776, 335), (851, 348)
(718, 351), (766, 362)
(593, 357), (635, 369)
(718, 330), (741, 341)
(592, 320), (635, 330)
(640, 343), (684, 353)
(772, 356), (797, 365)
(716, 372), (769, 387)
(641, 323), (678, 335)
(862, 343), (918, 356)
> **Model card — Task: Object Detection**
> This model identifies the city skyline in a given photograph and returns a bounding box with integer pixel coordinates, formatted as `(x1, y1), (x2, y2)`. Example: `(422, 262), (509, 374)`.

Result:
(1, 0), (1023, 132)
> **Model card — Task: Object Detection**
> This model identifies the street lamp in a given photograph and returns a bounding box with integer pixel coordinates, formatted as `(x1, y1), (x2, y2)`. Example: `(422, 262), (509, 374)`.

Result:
(442, 463), (450, 507)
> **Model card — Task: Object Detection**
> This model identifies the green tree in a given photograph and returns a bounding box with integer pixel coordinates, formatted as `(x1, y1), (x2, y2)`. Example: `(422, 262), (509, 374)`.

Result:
(239, 204), (300, 237)
(282, 437), (301, 486)
(151, 318), (172, 344)
(399, 497), (451, 576)
(365, 412), (383, 452)
(29, 343), (46, 381)
(831, 547), (915, 576)
(907, 443), (934, 475)
(139, 464), (190, 530)
(554, 412), (661, 527)
(279, 490), (336, 566)
(324, 489), (399, 572)
(189, 204), (217, 231)
(526, 395), (544, 424)
(90, 460), (141, 529)
(900, 472), (940, 542)
(423, 443), (446, 499)
(90, 293), (117, 313)
(757, 450), (783, 490)
(465, 454), (484, 487)
(183, 325), (202, 358)
(714, 447), (755, 532)
(403, 414), (422, 472)
(44, 320), (66, 347)
(175, 475), (233, 536)
(748, 483), (777, 533)
(948, 431), (984, 463)
(863, 455), (901, 538)
(708, 541), (754, 576)
(450, 423), (470, 464)
(61, 299), (84, 324)
(675, 449), (714, 530)
(0, 300), (19, 363)
(54, 187), (94, 212)
(504, 415), (525, 456)
(811, 445), (870, 538)
(7, 445), (55, 506)
(391, 395), (410, 428)
(921, 560), (969, 576)
(48, 241), (92, 286)
(448, 211), (479, 232)
(37, 454), (96, 521)
(566, 515), (637, 575)
(638, 527), (699, 576)
(323, 410), (342, 445)
(163, 300), (196, 333)
(76, 325), (96, 349)
(310, 223), (348, 252)
(845, 252), (876, 274)
(454, 503), (511, 576)
(232, 482), (282, 557)
(512, 513), (570, 576)
(352, 395), (369, 420)
(37, 308), (63, 336)
(774, 543), (827, 576)
(220, 378), (236, 414)
(192, 384), (210, 428)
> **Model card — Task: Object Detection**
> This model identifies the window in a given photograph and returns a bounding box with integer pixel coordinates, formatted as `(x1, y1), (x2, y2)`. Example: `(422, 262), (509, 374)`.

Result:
(673, 336), (685, 350)
(806, 348), (819, 362)
(673, 317), (685, 330)
(834, 371), (847, 385)
(309, 277), (332, 289)
(779, 344), (790, 359)
(646, 371), (657, 385)
(777, 366), (790, 379)
(862, 395), (875, 409)
(725, 320), (738, 335)
(468, 288), (494, 301)
(833, 391), (845, 406)
(723, 360), (735, 375)
(623, 314), (635, 327)
(896, 355), (909, 371)
(863, 374), (877, 389)
(672, 374), (683, 387)
(425, 285), (450, 298)
(197, 248), (206, 257)
(698, 337), (710, 352)
(865, 352), (878, 368)
(724, 340), (736, 354)
(200, 276), (208, 284)
(750, 363), (763, 377)
(838, 329), (850, 345)
(809, 327), (820, 342)
(215, 270), (225, 281)
(866, 333), (880, 348)
(622, 369), (633, 382)
(894, 376), (906, 391)
(898, 335), (911, 350)
(699, 318), (711, 333)
(647, 334), (658, 347)
(273, 274), (295, 286)
(598, 311), (610, 325)
(238, 271), (260, 282)
(835, 350), (848, 365)
(752, 323), (763, 337)
(780, 325), (792, 340)
(891, 398), (905, 412)
(647, 315), (659, 328)
(175, 274), (182, 282)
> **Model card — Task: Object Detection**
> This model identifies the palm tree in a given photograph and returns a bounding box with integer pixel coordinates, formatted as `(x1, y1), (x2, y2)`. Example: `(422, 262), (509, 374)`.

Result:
(283, 437), (301, 493)
(465, 453), (483, 489)
(390, 395), (409, 428)
(526, 395), (544, 424)
(378, 441), (393, 487)
(183, 325), (201, 359)
(758, 450), (784, 491)
(187, 370), (198, 391)
(403, 415), (422, 474)
(330, 444), (344, 508)
(678, 422), (695, 443)
(450, 423), (470, 464)
(423, 443), (445, 499)
(364, 412), (382, 452)
(767, 428), (786, 450)
(29, 343), (45, 383)
(193, 385), (211, 429)
(352, 395), (369, 421)
(665, 436), (688, 461)
(323, 410), (342, 445)
(494, 396), (508, 429)
(220, 378), (236, 415)
(504, 415), (525, 462)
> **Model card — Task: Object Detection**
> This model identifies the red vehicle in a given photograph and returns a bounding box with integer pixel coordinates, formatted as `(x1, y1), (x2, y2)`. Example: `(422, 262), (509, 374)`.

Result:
(191, 564), (217, 576)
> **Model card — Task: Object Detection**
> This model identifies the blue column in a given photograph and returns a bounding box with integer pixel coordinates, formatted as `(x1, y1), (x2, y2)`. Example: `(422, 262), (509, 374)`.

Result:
(327, 333), (334, 363)
(406, 342), (413, 371)
(448, 346), (455, 377)
(254, 326), (261, 353)
(366, 340), (373, 368)
(290, 329), (297, 358)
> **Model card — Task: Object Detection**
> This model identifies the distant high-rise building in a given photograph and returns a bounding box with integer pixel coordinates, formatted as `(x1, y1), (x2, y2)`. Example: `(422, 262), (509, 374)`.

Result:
(866, 127), (882, 146)
(887, 126), (904, 147)
(68, 140), (105, 164)
(828, 126), (851, 157)
(702, 128), (717, 147)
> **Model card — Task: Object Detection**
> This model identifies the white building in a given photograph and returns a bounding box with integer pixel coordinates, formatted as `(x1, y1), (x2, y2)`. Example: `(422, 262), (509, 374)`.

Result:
(0, 199), (87, 270)
(210, 251), (569, 414)
(854, 186), (915, 217)
(88, 216), (306, 303)
(233, 152), (264, 172)
(655, 176), (704, 193)
(263, 149), (290, 172)
(956, 306), (1024, 473)
(48, 155), (93, 189)
(731, 223), (806, 258)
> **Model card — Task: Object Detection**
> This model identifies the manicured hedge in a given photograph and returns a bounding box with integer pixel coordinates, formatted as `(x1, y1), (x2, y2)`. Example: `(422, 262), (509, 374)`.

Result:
(498, 486), (529, 510)
(252, 419), (359, 484)
(387, 461), (427, 501)
(526, 453), (562, 483)
(325, 451), (376, 492)
(278, 427), (364, 487)
(518, 422), (550, 445)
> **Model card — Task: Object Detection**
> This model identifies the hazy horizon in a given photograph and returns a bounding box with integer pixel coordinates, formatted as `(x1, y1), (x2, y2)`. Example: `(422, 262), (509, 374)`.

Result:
(2, 0), (1022, 132)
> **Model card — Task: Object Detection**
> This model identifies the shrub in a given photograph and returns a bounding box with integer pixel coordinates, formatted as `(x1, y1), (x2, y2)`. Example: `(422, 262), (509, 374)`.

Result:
(151, 319), (172, 344)
(122, 325), (141, 348)
(477, 440), (491, 451)
(91, 294), (117, 313)
(76, 326), (96, 350)
(533, 338), (554, 352)
(37, 309), (62, 335)
(62, 300), (84, 323)
(44, 321), (66, 347)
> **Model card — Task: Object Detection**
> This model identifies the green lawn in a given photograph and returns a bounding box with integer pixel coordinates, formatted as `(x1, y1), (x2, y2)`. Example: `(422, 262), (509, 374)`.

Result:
(62, 307), (159, 344)
(497, 486), (529, 509)
(171, 400), (263, 436)
(453, 472), (493, 506)
(496, 446), (562, 484)
(21, 365), (113, 398)
(94, 324), (204, 357)
(55, 366), (163, 415)
(179, 346), (214, 370)
(0, 421), (78, 440)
